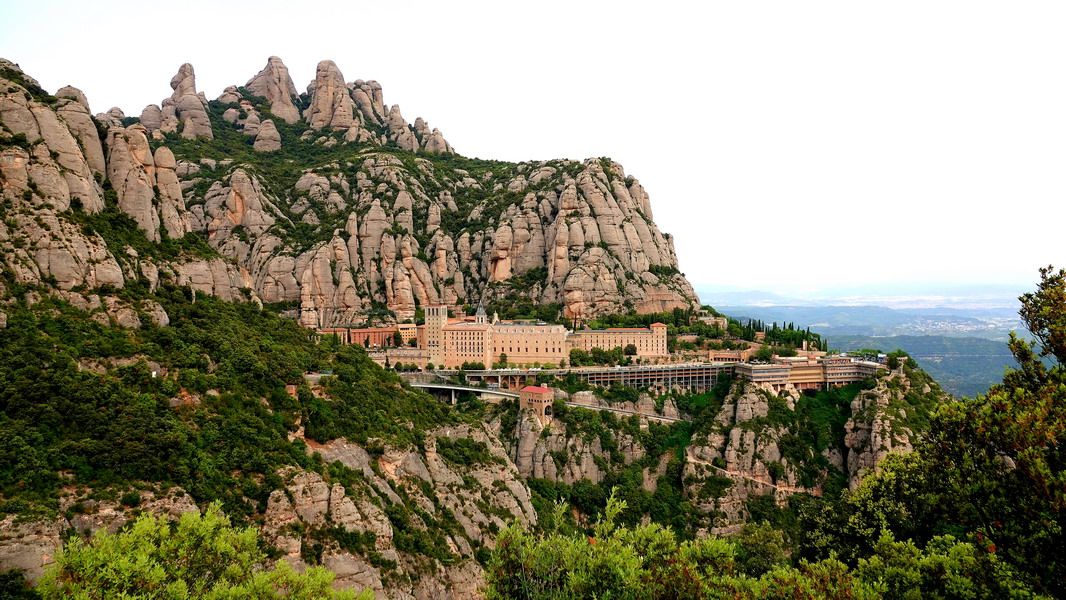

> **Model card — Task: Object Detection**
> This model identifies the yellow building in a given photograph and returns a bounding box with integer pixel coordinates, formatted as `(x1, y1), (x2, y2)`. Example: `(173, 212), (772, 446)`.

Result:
(520, 385), (555, 425)
(442, 321), (494, 368)
(397, 322), (417, 345)
(425, 305), (447, 367)
(568, 323), (668, 359)
(492, 321), (569, 366)
(422, 305), (668, 369)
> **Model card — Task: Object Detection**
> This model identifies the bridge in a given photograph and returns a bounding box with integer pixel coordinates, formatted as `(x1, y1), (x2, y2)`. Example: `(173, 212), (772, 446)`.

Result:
(408, 382), (518, 404)
(438, 362), (734, 393)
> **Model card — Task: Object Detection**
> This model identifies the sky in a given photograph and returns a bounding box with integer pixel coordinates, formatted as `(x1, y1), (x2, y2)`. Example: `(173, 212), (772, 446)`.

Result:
(2, 0), (1064, 293)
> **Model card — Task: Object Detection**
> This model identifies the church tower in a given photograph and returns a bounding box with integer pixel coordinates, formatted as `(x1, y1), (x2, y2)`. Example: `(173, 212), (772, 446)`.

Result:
(425, 305), (447, 367)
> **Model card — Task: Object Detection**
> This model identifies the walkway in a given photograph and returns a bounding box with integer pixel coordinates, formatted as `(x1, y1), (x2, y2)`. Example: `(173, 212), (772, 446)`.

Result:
(687, 455), (814, 495)
(563, 402), (689, 423)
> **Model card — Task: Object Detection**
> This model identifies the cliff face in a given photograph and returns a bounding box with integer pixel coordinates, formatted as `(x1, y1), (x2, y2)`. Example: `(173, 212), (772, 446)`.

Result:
(507, 389), (678, 485)
(0, 57), (696, 324)
(497, 368), (946, 537)
(683, 368), (945, 534)
(0, 425), (536, 600)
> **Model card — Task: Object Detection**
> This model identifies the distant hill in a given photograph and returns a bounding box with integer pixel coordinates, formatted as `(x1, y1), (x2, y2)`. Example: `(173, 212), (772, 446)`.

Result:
(829, 335), (1014, 398)
(718, 304), (1022, 341)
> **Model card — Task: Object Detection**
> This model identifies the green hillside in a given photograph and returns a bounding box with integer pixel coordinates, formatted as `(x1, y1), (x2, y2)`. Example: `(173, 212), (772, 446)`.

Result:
(829, 335), (1013, 398)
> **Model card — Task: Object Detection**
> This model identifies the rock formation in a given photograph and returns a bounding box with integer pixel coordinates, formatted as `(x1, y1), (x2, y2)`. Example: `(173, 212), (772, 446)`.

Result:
(0, 56), (695, 326)
(305, 60), (354, 131)
(245, 56), (301, 124)
(253, 119), (281, 152)
(165, 63), (213, 140)
(678, 371), (944, 535)
(2, 425), (535, 600)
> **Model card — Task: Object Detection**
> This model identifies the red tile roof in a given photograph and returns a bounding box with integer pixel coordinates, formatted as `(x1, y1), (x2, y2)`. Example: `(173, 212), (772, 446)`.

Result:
(520, 385), (553, 394)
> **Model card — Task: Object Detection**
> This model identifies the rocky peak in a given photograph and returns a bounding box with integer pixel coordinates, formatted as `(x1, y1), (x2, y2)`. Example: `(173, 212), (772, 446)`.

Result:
(0, 59), (40, 89)
(245, 56), (300, 124)
(216, 85), (241, 104)
(163, 63), (213, 140)
(0, 58), (694, 323)
(304, 59), (354, 131)
(253, 119), (281, 152)
(169, 63), (197, 99)
(55, 85), (89, 110)
(351, 79), (386, 125)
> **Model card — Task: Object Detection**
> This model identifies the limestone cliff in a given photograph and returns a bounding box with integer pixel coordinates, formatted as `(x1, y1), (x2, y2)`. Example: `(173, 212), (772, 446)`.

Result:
(496, 365), (946, 537)
(683, 366), (945, 534)
(0, 57), (697, 324)
(507, 389), (677, 485)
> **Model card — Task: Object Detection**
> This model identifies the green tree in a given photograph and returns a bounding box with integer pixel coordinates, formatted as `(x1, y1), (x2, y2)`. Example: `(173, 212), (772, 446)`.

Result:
(734, 522), (790, 577)
(38, 503), (368, 599)
(918, 266), (1066, 596)
(805, 267), (1066, 597)
(0, 569), (40, 599)
(486, 491), (881, 600)
(623, 344), (637, 356)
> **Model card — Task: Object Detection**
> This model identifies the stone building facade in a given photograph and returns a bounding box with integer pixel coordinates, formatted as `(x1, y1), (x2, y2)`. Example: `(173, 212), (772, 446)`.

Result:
(519, 385), (555, 425)
(321, 305), (671, 370)
(734, 355), (884, 391)
(567, 323), (668, 359)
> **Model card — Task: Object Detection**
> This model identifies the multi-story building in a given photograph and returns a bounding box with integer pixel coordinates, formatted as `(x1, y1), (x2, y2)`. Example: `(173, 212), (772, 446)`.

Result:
(708, 347), (755, 362)
(317, 327), (398, 348)
(491, 321), (570, 366)
(519, 385), (555, 424)
(734, 355), (885, 391)
(442, 321), (494, 368)
(397, 322), (417, 345)
(425, 304), (448, 367)
(419, 307), (669, 370)
(568, 323), (668, 359)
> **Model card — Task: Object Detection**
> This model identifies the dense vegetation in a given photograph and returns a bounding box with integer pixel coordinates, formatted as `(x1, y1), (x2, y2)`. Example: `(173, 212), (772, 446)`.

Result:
(38, 503), (365, 599)
(487, 492), (1040, 600)
(0, 271), (458, 522)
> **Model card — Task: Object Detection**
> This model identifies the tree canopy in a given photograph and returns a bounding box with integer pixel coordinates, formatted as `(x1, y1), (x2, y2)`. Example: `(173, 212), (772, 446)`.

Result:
(38, 503), (368, 599)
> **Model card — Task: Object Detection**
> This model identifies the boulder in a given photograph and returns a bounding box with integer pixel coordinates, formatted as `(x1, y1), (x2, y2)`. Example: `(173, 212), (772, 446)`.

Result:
(253, 119), (281, 152)
(217, 85), (241, 104)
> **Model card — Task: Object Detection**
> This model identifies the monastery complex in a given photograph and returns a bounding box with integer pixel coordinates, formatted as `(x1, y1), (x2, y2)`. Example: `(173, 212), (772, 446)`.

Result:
(318, 304), (668, 370)
(316, 304), (888, 396)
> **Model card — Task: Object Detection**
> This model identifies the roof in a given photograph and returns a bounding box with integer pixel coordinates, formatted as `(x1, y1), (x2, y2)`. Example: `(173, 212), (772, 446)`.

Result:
(650, 322), (668, 327)
(520, 385), (553, 394)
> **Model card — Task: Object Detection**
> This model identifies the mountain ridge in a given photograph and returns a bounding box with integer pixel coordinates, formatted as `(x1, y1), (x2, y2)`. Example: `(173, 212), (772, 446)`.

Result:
(0, 57), (697, 325)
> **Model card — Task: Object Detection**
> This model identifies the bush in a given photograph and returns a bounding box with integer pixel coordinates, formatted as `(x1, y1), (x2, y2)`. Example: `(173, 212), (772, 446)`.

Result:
(38, 503), (368, 599)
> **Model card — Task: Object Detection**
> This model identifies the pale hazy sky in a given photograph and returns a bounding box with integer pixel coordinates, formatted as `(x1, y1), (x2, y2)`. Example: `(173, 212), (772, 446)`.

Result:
(2, 1), (1063, 292)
